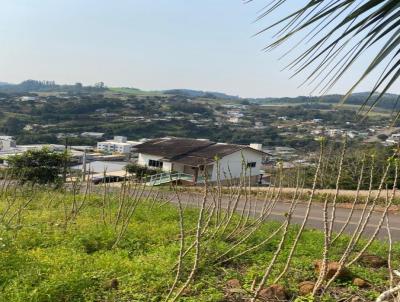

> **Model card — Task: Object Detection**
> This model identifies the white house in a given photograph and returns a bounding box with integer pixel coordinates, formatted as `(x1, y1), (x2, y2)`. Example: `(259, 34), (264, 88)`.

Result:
(327, 129), (342, 137)
(386, 133), (400, 145)
(227, 110), (244, 118)
(134, 138), (266, 183)
(0, 136), (16, 151)
(228, 117), (240, 124)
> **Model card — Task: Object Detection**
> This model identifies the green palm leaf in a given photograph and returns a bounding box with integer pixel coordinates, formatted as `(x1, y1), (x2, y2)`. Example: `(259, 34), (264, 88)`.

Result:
(251, 0), (400, 116)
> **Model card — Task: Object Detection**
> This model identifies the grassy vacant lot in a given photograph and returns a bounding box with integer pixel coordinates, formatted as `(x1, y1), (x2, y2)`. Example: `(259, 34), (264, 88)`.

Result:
(0, 188), (397, 302)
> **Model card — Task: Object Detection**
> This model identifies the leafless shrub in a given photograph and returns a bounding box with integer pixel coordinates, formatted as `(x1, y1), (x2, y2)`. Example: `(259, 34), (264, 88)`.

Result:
(1, 139), (398, 302)
(168, 175), (209, 302)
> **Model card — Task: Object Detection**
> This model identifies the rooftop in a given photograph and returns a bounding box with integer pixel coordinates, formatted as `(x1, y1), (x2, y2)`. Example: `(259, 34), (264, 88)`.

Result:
(0, 136), (14, 141)
(72, 161), (127, 173)
(134, 138), (214, 158)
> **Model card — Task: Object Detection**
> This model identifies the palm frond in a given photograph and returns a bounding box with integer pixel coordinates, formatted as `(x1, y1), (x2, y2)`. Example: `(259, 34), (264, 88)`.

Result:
(251, 0), (400, 115)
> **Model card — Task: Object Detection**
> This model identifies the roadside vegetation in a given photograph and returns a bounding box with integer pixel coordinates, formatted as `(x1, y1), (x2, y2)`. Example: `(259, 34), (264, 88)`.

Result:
(5, 148), (69, 185)
(0, 187), (397, 302)
(1, 140), (399, 301)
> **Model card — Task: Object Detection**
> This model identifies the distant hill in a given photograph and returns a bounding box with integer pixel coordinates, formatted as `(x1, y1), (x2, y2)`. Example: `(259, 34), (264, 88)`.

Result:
(0, 80), (105, 94)
(0, 79), (398, 111)
(249, 92), (400, 111)
(163, 89), (240, 100)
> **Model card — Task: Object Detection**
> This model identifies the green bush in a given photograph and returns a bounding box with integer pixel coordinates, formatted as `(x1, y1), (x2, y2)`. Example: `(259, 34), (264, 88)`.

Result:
(6, 148), (69, 185)
(125, 163), (161, 179)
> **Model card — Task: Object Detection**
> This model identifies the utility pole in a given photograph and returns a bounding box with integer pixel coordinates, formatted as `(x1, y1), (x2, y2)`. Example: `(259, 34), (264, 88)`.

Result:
(63, 137), (68, 182)
(82, 149), (87, 182)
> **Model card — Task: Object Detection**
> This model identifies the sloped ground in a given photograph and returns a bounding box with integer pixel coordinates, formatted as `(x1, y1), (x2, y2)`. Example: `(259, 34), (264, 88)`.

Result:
(0, 189), (398, 302)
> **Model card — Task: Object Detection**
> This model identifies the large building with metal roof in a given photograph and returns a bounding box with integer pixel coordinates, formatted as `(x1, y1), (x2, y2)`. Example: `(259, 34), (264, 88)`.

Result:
(134, 137), (266, 184)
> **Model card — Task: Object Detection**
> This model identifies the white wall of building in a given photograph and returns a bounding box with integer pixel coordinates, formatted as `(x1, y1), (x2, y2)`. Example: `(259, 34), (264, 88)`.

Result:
(97, 136), (141, 154)
(97, 142), (132, 154)
(0, 138), (16, 151)
(113, 136), (127, 143)
(210, 149), (262, 181)
(81, 132), (104, 138)
(137, 153), (172, 172)
(138, 153), (162, 166)
(163, 162), (173, 172)
(172, 163), (185, 173)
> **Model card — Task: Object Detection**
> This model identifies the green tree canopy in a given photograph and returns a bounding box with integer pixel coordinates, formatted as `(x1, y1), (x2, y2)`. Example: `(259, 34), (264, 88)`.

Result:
(6, 148), (69, 185)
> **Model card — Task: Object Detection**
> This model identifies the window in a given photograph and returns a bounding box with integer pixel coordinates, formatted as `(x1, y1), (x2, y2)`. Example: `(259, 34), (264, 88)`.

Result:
(148, 159), (163, 168)
(247, 162), (256, 168)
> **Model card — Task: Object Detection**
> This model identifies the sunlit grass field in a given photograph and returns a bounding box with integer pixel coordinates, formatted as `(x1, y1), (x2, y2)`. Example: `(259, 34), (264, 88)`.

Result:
(0, 189), (397, 302)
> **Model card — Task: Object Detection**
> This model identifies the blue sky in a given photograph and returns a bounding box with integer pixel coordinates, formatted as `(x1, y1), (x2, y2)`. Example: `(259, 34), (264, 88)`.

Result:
(0, 0), (398, 97)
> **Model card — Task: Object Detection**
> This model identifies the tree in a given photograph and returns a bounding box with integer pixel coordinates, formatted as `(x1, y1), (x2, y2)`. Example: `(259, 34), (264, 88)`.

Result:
(94, 82), (105, 89)
(125, 163), (160, 179)
(2, 117), (25, 135)
(6, 148), (69, 185)
(255, 0), (400, 113)
(73, 82), (83, 93)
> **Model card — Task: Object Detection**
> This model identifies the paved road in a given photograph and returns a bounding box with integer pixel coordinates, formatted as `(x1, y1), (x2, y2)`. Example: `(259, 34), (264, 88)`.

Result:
(151, 189), (400, 241)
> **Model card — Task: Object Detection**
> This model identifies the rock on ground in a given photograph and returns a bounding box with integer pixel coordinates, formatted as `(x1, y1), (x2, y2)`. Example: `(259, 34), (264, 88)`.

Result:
(258, 284), (288, 301)
(226, 279), (241, 289)
(352, 277), (370, 288)
(314, 260), (352, 280)
(359, 254), (387, 268)
(298, 281), (315, 296)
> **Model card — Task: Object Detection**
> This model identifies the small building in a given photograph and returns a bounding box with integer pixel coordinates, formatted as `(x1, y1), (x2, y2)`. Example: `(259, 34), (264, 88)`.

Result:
(72, 160), (127, 174)
(97, 136), (142, 154)
(81, 132), (105, 139)
(312, 118), (323, 123)
(346, 131), (358, 139)
(311, 129), (323, 135)
(57, 133), (78, 139)
(17, 144), (65, 152)
(327, 129), (342, 137)
(227, 110), (244, 118)
(102, 113), (119, 118)
(134, 138), (266, 184)
(228, 117), (240, 124)
(20, 96), (37, 102)
(0, 136), (16, 151)
(386, 133), (400, 145)
(71, 161), (128, 184)
(255, 121), (264, 129)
